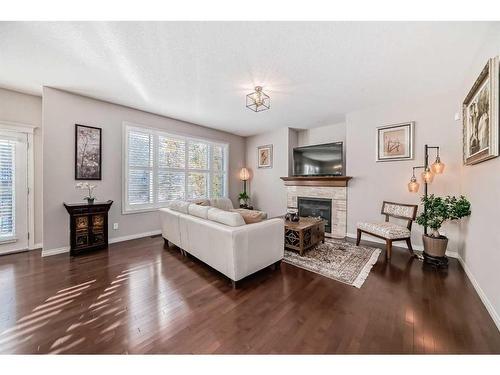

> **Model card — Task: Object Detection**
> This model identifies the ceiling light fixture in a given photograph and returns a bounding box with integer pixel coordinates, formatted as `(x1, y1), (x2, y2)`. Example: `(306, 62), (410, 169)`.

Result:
(246, 86), (270, 112)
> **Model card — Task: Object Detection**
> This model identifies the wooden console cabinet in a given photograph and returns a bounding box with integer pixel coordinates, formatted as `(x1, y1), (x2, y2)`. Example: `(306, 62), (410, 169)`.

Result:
(63, 200), (113, 256)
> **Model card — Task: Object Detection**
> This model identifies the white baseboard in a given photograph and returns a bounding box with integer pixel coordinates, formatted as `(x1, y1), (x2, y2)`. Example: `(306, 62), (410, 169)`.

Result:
(42, 246), (70, 257)
(108, 230), (162, 244)
(29, 242), (43, 250)
(456, 254), (500, 332)
(41, 230), (162, 257)
(346, 232), (458, 258)
(349, 232), (498, 331)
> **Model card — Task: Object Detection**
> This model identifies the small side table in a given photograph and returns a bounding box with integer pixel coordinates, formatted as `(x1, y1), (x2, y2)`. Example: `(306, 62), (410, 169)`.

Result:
(284, 217), (325, 256)
(63, 200), (113, 256)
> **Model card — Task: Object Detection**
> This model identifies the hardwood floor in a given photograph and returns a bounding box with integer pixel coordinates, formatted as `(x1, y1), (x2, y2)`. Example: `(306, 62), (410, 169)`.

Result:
(1, 235), (499, 354)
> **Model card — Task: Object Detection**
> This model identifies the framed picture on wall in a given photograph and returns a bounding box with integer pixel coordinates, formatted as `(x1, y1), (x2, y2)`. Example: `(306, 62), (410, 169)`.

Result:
(463, 56), (499, 165)
(376, 122), (414, 162)
(257, 144), (273, 168)
(75, 124), (102, 180)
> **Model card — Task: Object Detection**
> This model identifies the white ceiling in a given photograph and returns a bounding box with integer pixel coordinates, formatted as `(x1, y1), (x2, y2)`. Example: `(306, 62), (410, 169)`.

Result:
(0, 22), (495, 136)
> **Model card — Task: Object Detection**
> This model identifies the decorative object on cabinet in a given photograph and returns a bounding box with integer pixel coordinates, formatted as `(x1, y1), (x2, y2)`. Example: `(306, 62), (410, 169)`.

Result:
(463, 56), (499, 165)
(75, 182), (97, 204)
(376, 122), (414, 162)
(285, 209), (299, 222)
(75, 124), (102, 180)
(63, 200), (113, 255)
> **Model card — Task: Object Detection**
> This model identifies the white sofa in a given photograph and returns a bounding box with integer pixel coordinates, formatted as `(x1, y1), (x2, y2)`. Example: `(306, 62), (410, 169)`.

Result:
(159, 199), (284, 287)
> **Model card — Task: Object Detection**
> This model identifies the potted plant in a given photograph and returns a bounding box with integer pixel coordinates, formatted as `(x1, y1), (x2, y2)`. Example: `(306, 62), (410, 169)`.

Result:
(238, 192), (250, 208)
(416, 194), (471, 259)
(76, 182), (97, 204)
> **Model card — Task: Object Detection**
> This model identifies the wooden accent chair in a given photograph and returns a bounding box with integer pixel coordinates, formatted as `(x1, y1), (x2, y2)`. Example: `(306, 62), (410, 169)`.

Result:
(356, 201), (418, 260)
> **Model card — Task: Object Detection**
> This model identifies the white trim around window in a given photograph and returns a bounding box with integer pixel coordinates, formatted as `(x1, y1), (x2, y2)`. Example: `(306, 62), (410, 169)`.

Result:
(122, 122), (229, 214)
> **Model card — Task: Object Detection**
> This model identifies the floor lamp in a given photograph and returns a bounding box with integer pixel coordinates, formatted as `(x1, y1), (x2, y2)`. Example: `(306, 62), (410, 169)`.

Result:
(407, 144), (446, 264)
(239, 167), (250, 208)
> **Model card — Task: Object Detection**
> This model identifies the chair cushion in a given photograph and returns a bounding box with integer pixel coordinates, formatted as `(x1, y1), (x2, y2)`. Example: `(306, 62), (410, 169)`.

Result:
(357, 221), (410, 239)
(207, 207), (246, 227)
(231, 208), (267, 224)
(382, 202), (415, 219)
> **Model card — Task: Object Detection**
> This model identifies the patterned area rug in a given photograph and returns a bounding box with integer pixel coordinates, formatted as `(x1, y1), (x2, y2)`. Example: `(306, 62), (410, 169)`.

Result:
(283, 239), (381, 288)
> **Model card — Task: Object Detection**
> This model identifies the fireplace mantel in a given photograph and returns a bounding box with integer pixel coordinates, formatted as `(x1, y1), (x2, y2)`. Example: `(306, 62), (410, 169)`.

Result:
(280, 176), (352, 187)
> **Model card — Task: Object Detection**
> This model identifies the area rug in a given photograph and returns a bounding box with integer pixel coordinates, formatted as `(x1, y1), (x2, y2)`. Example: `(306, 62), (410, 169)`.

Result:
(283, 239), (381, 288)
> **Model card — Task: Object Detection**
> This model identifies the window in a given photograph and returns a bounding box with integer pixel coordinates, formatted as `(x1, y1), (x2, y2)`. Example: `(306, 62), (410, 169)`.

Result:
(0, 138), (15, 238)
(123, 123), (228, 213)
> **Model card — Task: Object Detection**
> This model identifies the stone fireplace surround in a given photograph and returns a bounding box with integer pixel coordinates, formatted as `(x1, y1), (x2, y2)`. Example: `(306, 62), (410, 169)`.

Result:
(280, 176), (352, 238)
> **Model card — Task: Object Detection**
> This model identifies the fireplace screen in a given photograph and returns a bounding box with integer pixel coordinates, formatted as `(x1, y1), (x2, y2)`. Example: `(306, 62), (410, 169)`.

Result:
(297, 197), (332, 233)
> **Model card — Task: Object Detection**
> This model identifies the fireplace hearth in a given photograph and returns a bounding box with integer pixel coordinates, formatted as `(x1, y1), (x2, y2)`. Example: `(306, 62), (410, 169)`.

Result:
(298, 197), (332, 233)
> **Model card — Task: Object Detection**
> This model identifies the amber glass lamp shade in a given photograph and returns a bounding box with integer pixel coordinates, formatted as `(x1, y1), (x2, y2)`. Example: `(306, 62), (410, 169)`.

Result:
(431, 156), (445, 174)
(239, 167), (250, 181)
(421, 168), (434, 183)
(408, 176), (420, 193)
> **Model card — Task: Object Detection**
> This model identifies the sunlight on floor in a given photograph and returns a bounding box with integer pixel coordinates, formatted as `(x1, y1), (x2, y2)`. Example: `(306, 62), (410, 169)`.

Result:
(0, 263), (169, 353)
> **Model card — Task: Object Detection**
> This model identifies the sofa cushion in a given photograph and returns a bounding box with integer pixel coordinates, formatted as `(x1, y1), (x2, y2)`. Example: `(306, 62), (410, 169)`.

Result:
(231, 208), (267, 224)
(169, 200), (191, 214)
(207, 207), (245, 227)
(209, 198), (234, 211)
(357, 221), (410, 239)
(188, 204), (210, 219)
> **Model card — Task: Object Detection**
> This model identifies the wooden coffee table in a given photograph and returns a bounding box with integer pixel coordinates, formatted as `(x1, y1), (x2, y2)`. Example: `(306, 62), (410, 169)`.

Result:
(284, 217), (325, 256)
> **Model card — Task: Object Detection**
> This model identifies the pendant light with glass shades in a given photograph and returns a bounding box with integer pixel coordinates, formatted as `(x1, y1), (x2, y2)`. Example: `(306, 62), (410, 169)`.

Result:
(407, 144), (445, 235)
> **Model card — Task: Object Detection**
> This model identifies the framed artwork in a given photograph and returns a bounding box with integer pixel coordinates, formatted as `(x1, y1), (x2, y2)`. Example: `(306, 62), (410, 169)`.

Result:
(75, 124), (102, 180)
(376, 122), (414, 162)
(463, 56), (499, 165)
(257, 144), (273, 168)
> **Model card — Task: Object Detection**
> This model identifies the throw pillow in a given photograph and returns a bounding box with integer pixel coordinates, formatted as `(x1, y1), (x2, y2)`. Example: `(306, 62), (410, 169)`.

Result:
(231, 209), (267, 224)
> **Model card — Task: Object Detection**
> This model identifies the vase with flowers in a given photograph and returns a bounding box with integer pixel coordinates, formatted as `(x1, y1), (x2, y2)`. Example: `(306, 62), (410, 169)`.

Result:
(76, 182), (97, 204)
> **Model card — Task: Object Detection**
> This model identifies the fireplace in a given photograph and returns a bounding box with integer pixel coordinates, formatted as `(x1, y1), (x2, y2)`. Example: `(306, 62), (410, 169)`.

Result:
(298, 197), (332, 233)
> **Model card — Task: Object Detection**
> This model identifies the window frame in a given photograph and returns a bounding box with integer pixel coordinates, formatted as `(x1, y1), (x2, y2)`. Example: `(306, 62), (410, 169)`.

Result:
(122, 122), (229, 214)
(0, 121), (36, 251)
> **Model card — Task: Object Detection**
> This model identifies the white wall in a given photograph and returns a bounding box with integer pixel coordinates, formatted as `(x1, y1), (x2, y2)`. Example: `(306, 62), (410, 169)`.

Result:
(42, 87), (245, 252)
(0, 88), (43, 245)
(297, 122), (346, 147)
(458, 25), (500, 329)
(345, 90), (463, 251)
(245, 127), (293, 218)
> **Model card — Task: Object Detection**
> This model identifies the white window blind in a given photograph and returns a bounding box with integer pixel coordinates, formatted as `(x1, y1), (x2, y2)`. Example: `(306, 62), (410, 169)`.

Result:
(124, 124), (228, 213)
(0, 138), (15, 238)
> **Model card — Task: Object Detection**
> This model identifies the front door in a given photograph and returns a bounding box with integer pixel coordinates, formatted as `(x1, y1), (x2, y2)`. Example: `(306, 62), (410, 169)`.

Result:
(0, 130), (28, 255)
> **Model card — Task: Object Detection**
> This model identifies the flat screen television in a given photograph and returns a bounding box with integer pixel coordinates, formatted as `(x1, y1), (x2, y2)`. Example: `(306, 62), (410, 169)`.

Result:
(293, 142), (344, 176)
